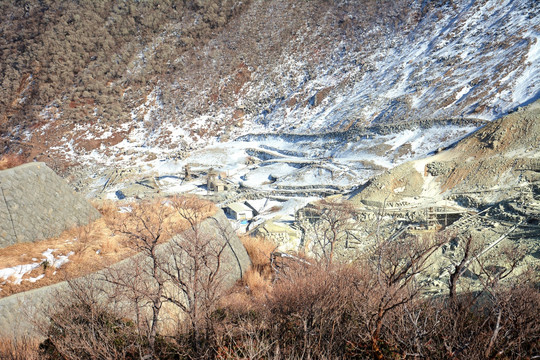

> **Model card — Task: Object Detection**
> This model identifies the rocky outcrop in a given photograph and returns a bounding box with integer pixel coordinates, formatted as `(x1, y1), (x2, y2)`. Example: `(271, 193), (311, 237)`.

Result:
(0, 162), (100, 248)
(351, 162), (424, 205)
(350, 100), (540, 207)
(426, 161), (450, 177)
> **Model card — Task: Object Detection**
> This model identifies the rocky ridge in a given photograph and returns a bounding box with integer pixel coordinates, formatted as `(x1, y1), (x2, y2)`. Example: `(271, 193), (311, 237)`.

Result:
(351, 100), (540, 208)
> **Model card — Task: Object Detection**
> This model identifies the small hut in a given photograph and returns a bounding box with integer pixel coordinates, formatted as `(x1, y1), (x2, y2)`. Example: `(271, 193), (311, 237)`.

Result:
(225, 202), (253, 220)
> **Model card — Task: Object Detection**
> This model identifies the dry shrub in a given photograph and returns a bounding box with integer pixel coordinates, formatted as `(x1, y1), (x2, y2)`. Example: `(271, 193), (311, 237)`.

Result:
(98, 236), (124, 256)
(0, 153), (26, 170)
(265, 263), (361, 359)
(242, 268), (271, 299)
(39, 281), (142, 360)
(0, 235), (84, 271)
(212, 262), (364, 359)
(92, 200), (118, 219)
(18, 257), (539, 359)
(214, 258), (540, 359)
(0, 242), (49, 269)
(0, 336), (40, 360)
(103, 195), (217, 247)
(384, 286), (540, 359)
(65, 219), (105, 255)
(237, 235), (276, 302)
(63, 219), (128, 271)
(241, 235), (276, 276)
(218, 291), (255, 314)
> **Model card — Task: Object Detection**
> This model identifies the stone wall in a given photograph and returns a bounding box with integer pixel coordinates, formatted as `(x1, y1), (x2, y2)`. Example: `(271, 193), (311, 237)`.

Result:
(0, 210), (250, 338)
(0, 162), (100, 248)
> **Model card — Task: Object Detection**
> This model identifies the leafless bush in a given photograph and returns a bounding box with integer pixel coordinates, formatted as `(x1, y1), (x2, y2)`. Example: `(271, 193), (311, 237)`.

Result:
(386, 284), (540, 359)
(27, 199), (538, 359)
(299, 197), (360, 264)
(97, 195), (232, 357)
(39, 280), (141, 360)
(265, 263), (361, 359)
(0, 336), (40, 360)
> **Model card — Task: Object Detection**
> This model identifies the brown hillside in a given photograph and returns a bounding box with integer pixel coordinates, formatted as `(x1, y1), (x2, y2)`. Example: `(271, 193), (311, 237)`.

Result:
(352, 100), (540, 206)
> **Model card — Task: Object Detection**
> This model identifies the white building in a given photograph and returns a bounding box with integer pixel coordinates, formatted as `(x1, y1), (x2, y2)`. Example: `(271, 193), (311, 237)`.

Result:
(225, 202), (253, 220)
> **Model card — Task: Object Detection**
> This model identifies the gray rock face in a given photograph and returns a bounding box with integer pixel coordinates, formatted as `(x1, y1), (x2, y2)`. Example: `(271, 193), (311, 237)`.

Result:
(426, 161), (450, 176)
(0, 162), (101, 248)
(0, 210), (250, 338)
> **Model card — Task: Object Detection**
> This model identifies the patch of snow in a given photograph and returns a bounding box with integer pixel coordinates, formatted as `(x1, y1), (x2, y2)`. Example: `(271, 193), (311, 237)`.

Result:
(28, 274), (45, 283)
(53, 252), (74, 269)
(0, 249), (77, 288)
(42, 248), (74, 268)
(455, 86), (471, 101)
(0, 263), (40, 284)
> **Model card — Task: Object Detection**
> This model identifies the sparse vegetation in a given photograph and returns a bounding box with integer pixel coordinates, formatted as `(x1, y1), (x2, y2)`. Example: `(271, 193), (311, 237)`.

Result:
(0, 153), (26, 170)
(1, 221), (539, 359)
(0, 196), (216, 297)
(0, 336), (40, 360)
(0, 0), (539, 357)
(240, 235), (276, 275)
(0, 0), (423, 164)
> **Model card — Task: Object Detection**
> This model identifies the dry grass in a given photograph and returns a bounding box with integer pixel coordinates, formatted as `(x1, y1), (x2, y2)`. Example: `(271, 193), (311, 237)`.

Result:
(0, 195), (217, 298)
(219, 236), (277, 306)
(0, 336), (40, 360)
(243, 268), (272, 299)
(0, 218), (127, 297)
(218, 291), (255, 313)
(241, 235), (276, 273)
(229, 236), (322, 307)
(0, 154), (26, 170)
(219, 271), (272, 316)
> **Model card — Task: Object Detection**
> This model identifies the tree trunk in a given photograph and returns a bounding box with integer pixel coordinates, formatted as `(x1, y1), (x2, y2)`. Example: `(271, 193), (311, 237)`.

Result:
(371, 305), (385, 360)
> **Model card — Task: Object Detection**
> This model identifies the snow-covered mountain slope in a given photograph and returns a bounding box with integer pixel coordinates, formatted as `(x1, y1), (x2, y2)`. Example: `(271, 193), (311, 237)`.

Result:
(5, 0), (537, 190)
(253, 0), (540, 133)
(34, 0), (536, 163)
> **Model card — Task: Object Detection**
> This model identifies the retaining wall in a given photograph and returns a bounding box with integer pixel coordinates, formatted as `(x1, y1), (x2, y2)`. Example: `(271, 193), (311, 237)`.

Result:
(0, 162), (100, 248)
(0, 210), (250, 338)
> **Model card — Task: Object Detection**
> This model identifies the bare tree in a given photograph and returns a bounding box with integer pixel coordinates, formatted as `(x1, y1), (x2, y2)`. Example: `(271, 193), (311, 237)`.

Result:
(103, 196), (236, 354)
(356, 231), (449, 360)
(445, 221), (524, 301)
(104, 200), (173, 358)
(303, 198), (359, 264)
(447, 235), (475, 301)
(389, 230), (531, 359)
(160, 195), (231, 351)
(37, 196), (242, 359)
(474, 242), (528, 359)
